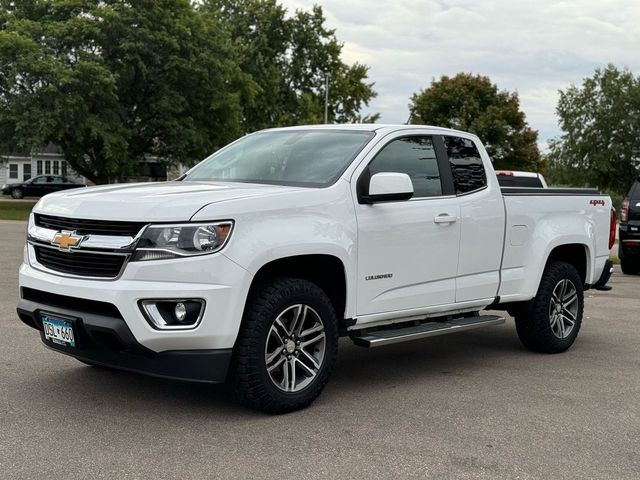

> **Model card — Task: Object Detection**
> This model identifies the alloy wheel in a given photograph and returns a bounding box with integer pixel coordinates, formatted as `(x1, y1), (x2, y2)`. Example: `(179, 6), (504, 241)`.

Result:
(264, 304), (326, 393)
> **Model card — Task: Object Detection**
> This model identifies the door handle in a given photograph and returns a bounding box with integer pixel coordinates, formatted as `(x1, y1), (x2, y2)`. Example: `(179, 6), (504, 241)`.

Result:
(434, 214), (457, 224)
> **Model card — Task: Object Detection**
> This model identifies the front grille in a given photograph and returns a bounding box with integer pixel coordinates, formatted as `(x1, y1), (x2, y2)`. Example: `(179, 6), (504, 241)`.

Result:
(35, 214), (146, 237)
(34, 246), (127, 278)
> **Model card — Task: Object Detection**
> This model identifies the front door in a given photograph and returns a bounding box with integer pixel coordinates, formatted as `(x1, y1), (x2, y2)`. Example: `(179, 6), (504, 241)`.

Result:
(354, 135), (460, 318)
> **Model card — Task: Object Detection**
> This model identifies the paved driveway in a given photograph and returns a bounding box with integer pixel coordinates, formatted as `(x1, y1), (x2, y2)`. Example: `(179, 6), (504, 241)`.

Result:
(1, 220), (638, 479)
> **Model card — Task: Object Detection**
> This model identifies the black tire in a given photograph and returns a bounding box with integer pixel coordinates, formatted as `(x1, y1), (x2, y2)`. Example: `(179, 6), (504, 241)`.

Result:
(230, 277), (338, 414)
(11, 188), (24, 199)
(515, 261), (584, 353)
(620, 257), (640, 275)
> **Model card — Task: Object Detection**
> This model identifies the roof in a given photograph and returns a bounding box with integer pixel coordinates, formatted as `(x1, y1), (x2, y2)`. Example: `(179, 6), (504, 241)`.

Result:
(260, 123), (476, 137)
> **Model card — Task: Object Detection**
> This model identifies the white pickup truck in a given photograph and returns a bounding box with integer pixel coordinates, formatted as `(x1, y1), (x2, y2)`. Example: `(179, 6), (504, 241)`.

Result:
(17, 125), (616, 413)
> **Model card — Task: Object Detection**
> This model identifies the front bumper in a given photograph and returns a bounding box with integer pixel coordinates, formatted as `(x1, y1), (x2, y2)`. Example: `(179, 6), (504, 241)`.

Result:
(19, 249), (254, 353)
(17, 297), (232, 383)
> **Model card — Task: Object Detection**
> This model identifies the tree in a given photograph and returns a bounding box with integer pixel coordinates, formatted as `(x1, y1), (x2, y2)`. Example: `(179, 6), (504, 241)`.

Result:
(0, 0), (253, 184)
(201, 0), (379, 131)
(547, 65), (640, 195)
(409, 73), (542, 171)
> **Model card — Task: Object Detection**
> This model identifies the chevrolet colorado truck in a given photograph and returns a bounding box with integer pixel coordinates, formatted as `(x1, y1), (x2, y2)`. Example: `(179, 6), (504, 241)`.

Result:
(17, 125), (616, 413)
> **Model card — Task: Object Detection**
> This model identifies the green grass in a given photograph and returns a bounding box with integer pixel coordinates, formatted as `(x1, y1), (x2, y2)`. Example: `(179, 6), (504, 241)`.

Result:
(0, 201), (36, 221)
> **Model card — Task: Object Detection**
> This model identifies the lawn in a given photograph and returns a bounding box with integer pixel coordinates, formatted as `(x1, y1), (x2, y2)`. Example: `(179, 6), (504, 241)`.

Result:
(0, 201), (36, 221)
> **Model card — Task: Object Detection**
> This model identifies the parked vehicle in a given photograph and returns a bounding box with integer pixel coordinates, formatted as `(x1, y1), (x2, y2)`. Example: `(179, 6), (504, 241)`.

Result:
(496, 170), (548, 188)
(16, 125), (615, 413)
(1, 175), (84, 199)
(619, 177), (640, 274)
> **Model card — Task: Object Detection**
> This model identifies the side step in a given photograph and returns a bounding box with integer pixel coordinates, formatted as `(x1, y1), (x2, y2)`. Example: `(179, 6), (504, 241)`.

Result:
(350, 315), (505, 348)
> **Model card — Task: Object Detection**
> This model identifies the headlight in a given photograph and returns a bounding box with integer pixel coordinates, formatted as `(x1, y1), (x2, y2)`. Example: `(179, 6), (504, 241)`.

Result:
(131, 221), (233, 261)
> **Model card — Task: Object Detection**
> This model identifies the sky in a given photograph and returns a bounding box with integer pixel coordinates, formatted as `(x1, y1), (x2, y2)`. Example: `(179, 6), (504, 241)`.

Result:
(279, 0), (640, 150)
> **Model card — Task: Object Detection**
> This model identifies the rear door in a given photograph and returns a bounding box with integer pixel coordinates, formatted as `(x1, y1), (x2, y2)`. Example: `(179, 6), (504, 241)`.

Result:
(354, 134), (461, 317)
(443, 135), (505, 303)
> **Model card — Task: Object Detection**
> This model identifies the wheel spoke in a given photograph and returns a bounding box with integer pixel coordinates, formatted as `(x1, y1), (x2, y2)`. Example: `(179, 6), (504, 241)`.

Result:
(268, 325), (285, 346)
(300, 323), (323, 339)
(563, 292), (578, 308)
(295, 357), (316, 378)
(281, 357), (289, 390)
(267, 355), (285, 373)
(299, 348), (320, 370)
(301, 331), (325, 349)
(274, 317), (289, 338)
(559, 279), (568, 301)
(558, 315), (565, 337)
(562, 306), (576, 322)
(289, 305), (306, 336)
(562, 313), (575, 327)
(288, 359), (296, 391)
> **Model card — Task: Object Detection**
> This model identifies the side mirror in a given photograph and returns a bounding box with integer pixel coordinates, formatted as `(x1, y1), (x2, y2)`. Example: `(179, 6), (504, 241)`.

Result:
(361, 172), (414, 204)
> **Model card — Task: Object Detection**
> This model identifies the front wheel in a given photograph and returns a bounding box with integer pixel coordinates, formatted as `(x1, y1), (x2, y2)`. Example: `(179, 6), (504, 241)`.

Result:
(515, 261), (584, 353)
(11, 188), (24, 199)
(230, 278), (338, 413)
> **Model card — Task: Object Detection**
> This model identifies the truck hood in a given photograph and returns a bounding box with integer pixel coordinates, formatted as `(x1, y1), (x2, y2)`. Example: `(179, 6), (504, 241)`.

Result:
(34, 181), (304, 221)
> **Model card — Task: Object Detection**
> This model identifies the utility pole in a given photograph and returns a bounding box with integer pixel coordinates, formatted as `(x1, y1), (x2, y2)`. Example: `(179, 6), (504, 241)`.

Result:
(324, 73), (329, 124)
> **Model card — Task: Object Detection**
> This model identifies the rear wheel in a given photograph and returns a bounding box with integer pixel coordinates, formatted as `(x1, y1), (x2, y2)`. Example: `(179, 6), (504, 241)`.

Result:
(515, 261), (584, 353)
(230, 278), (338, 414)
(620, 257), (640, 275)
(11, 188), (24, 199)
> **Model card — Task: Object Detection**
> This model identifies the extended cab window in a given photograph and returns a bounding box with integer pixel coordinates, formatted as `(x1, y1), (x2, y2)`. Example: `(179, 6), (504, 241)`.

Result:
(363, 136), (443, 198)
(444, 136), (486, 194)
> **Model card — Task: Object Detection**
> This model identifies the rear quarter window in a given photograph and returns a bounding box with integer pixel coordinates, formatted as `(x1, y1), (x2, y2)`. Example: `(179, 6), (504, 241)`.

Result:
(444, 136), (487, 194)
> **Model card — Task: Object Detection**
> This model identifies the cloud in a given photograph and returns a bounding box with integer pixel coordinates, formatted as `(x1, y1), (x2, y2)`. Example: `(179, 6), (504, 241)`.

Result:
(279, 0), (640, 148)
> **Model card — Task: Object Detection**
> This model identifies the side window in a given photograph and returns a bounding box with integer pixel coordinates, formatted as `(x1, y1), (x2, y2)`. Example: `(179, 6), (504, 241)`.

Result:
(444, 136), (486, 194)
(364, 136), (443, 198)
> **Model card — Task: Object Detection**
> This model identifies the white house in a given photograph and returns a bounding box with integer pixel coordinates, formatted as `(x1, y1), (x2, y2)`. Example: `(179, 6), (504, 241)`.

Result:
(0, 144), (85, 186)
(1, 144), (185, 186)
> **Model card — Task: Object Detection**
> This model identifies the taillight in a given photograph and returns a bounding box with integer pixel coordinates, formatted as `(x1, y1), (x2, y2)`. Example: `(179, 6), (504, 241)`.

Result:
(496, 171), (514, 176)
(609, 208), (617, 250)
(621, 198), (629, 223)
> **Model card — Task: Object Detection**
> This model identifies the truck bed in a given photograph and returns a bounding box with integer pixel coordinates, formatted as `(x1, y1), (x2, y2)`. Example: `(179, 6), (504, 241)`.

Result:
(501, 187), (601, 195)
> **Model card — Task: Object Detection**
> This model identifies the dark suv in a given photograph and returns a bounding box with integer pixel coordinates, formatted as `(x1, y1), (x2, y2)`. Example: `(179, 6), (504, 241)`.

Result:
(619, 177), (640, 275)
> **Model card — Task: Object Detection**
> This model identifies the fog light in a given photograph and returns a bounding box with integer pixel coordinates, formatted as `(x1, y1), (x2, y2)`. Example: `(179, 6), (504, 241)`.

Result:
(175, 302), (187, 322)
(139, 299), (205, 330)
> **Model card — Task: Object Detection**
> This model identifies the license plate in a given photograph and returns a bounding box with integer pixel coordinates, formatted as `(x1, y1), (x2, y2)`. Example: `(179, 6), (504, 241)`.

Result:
(42, 314), (76, 348)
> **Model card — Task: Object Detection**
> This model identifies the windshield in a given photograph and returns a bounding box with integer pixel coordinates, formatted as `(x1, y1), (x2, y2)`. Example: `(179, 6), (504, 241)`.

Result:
(184, 130), (374, 187)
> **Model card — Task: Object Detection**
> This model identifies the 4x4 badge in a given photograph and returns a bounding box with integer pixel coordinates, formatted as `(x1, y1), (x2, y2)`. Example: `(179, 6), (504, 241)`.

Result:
(51, 231), (84, 252)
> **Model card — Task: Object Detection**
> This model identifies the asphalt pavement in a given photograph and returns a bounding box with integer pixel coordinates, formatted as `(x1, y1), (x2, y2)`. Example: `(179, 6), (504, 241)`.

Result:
(1, 220), (638, 479)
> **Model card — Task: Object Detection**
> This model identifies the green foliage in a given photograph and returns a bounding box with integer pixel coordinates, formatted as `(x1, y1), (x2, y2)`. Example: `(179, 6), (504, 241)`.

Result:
(201, 0), (379, 130)
(547, 65), (640, 196)
(409, 73), (542, 172)
(0, 0), (377, 184)
(0, 0), (251, 183)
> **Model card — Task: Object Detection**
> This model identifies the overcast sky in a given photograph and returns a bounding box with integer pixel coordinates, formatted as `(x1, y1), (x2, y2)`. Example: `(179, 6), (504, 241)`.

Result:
(279, 0), (640, 149)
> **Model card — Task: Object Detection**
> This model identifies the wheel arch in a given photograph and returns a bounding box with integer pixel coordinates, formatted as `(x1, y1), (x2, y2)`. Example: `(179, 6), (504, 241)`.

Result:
(246, 254), (350, 330)
(544, 243), (590, 285)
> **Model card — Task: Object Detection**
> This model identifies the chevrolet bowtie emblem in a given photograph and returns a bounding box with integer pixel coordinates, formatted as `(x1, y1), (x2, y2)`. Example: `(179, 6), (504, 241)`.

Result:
(51, 231), (84, 252)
